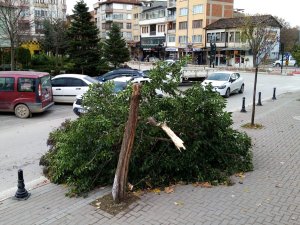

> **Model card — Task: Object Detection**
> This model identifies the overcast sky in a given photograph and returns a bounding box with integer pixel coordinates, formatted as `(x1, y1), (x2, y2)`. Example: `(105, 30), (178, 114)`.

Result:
(66, 0), (300, 27)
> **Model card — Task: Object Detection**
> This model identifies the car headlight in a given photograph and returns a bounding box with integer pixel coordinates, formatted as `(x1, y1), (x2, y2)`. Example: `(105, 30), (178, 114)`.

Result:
(217, 85), (226, 89)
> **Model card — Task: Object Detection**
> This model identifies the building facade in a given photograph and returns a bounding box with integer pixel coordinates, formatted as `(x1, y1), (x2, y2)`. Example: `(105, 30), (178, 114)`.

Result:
(205, 15), (281, 67)
(93, 0), (139, 41)
(0, 0), (67, 54)
(175, 0), (234, 64)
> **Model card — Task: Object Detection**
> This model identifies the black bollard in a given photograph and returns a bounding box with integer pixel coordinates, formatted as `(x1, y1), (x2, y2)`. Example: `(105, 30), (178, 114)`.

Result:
(14, 169), (30, 200)
(241, 97), (247, 112)
(272, 87), (277, 100)
(257, 92), (263, 106)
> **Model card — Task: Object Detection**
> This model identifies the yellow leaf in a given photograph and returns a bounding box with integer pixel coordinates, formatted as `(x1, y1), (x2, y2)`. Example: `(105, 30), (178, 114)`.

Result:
(152, 188), (161, 194)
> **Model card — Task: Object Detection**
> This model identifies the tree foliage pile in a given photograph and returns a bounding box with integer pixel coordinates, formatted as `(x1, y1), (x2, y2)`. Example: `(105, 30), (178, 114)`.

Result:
(40, 59), (253, 195)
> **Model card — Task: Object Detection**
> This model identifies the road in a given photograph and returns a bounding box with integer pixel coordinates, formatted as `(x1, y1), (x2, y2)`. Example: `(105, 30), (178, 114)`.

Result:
(1, 72), (300, 196)
(0, 104), (76, 195)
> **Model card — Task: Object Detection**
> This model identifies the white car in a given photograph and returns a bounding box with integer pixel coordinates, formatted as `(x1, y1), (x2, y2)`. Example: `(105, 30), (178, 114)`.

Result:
(202, 71), (244, 98)
(73, 76), (163, 116)
(51, 74), (100, 103)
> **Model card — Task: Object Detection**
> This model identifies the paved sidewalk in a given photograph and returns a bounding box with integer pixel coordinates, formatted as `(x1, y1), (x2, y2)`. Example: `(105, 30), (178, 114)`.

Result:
(1, 91), (300, 225)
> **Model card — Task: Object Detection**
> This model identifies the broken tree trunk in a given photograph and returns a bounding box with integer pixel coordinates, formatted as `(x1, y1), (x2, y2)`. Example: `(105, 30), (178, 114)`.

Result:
(147, 117), (186, 151)
(112, 83), (141, 203)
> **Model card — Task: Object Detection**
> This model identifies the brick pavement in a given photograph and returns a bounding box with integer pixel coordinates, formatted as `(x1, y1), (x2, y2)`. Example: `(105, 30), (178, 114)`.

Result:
(0, 91), (300, 225)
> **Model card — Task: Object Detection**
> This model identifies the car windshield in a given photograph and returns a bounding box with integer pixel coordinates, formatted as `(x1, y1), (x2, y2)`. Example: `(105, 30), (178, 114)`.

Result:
(113, 81), (127, 92)
(207, 73), (230, 81)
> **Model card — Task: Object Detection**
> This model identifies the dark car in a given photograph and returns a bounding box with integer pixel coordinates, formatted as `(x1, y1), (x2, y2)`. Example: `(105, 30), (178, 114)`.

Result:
(96, 69), (146, 82)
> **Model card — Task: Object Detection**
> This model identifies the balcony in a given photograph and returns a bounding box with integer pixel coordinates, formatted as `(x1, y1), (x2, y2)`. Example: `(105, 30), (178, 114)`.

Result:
(167, 29), (175, 34)
(33, 3), (48, 8)
(167, 15), (176, 21)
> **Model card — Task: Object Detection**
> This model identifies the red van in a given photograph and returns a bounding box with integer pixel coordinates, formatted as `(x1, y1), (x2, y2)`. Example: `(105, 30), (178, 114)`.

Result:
(0, 71), (54, 118)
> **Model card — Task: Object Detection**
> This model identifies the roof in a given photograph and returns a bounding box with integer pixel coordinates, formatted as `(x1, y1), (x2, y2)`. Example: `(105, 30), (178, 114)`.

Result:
(98, 0), (140, 6)
(205, 15), (282, 30)
(0, 71), (49, 77)
(54, 74), (89, 78)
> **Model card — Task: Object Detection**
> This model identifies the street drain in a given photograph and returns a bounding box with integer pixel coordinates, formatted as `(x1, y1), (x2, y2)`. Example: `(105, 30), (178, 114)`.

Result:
(293, 116), (300, 121)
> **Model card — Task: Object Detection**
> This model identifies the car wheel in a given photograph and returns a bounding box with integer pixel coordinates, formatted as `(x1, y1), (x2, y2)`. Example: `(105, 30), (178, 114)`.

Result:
(275, 63), (281, 67)
(224, 88), (230, 98)
(15, 104), (30, 118)
(239, 84), (244, 93)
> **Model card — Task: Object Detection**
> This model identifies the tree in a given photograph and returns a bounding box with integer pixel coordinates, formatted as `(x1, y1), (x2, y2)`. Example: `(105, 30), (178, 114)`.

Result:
(67, 0), (100, 75)
(41, 19), (68, 67)
(40, 59), (253, 197)
(292, 44), (300, 65)
(0, 0), (32, 70)
(241, 15), (281, 126)
(275, 16), (299, 53)
(103, 23), (130, 68)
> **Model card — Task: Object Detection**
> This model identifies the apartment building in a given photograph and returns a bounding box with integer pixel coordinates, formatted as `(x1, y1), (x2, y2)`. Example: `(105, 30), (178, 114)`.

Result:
(93, 0), (140, 42)
(139, 1), (167, 60)
(0, 0), (67, 54)
(205, 15), (281, 67)
(175, 0), (234, 64)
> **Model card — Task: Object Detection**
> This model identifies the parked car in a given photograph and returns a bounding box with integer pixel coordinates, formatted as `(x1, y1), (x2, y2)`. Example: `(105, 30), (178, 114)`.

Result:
(73, 76), (163, 116)
(0, 71), (54, 118)
(202, 71), (244, 98)
(272, 56), (297, 67)
(96, 69), (146, 82)
(51, 74), (99, 103)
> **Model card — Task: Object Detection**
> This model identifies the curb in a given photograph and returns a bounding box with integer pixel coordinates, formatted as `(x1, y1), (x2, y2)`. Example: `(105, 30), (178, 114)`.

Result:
(0, 176), (49, 202)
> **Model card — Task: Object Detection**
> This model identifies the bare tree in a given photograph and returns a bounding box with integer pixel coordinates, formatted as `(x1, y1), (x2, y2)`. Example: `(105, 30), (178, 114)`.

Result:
(240, 15), (281, 125)
(0, 0), (32, 70)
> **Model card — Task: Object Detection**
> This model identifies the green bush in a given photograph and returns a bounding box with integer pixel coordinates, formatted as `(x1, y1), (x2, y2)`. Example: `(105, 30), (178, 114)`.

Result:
(41, 59), (253, 195)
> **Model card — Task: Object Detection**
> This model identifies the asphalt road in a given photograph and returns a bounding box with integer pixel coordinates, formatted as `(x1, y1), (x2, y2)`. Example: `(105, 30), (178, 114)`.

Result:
(1, 72), (300, 196)
(0, 104), (76, 194)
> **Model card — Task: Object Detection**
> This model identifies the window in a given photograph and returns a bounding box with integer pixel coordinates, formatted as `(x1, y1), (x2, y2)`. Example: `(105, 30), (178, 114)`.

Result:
(18, 78), (35, 92)
(221, 32), (226, 42)
(192, 35), (202, 43)
(126, 23), (132, 29)
(126, 5), (132, 10)
(113, 13), (123, 20)
(158, 25), (165, 32)
(142, 26), (148, 33)
(179, 36), (187, 44)
(193, 5), (203, 14)
(51, 78), (66, 87)
(235, 32), (241, 43)
(216, 33), (221, 42)
(180, 8), (188, 16)
(179, 21), (187, 30)
(68, 78), (86, 87)
(127, 14), (132, 20)
(168, 35), (175, 42)
(115, 22), (123, 29)
(192, 20), (202, 28)
(0, 77), (14, 91)
(229, 32), (234, 42)
(134, 13), (138, 19)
